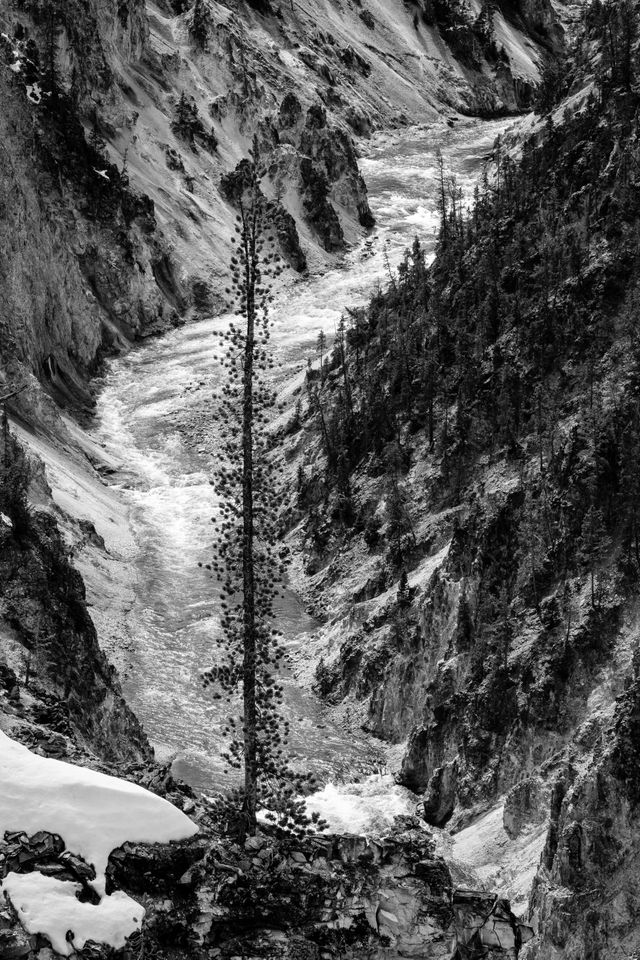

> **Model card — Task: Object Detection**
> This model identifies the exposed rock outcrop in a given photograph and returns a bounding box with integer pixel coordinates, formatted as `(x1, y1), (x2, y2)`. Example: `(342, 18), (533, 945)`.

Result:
(0, 506), (150, 765)
(105, 828), (533, 959)
(220, 159), (307, 272)
(302, 462), (629, 838)
(525, 674), (640, 958)
(423, 761), (459, 828)
(300, 158), (346, 253)
(0, 6), (179, 418)
(503, 779), (547, 840)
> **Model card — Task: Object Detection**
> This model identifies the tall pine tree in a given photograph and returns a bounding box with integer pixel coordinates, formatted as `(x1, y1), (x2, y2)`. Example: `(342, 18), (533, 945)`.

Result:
(203, 145), (321, 838)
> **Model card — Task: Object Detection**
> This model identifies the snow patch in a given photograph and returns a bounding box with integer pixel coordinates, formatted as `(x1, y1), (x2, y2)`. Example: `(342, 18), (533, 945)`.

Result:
(3, 873), (143, 958)
(0, 731), (198, 956)
(0, 731), (198, 893)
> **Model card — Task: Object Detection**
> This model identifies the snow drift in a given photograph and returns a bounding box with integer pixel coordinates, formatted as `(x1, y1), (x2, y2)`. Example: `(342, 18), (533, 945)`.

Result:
(0, 731), (198, 956)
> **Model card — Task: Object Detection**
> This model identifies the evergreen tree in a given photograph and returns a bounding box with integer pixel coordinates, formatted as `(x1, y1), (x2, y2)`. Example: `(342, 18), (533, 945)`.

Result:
(435, 148), (449, 241)
(173, 92), (194, 140)
(577, 504), (611, 607)
(474, 0), (495, 42)
(397, 569), (412, 608)
(0, 403), (31, 539)
(386, 473), (414, 568)
(598, 0), (638, 95)
(316, 329), (327, 380)
(203, 145), (321, 838)
(172, 92), (217, 151)
(190, 0), (212, 50)
(618, 404), (640, 566)
(534, 58), (570, 114)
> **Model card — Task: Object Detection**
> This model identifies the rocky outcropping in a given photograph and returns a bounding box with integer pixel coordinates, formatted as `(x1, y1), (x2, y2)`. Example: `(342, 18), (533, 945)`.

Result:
(47, 0), (147, 100)
(0, 822), (533, 959)
(300, 157), (346, 253)
(294, 102), (374, 233)
(217, 92), (373, 259)
(0, 447), (149, 765)
(253, 94), (375, 256)
(220, 159), (307, 272)
(524, 673), (640, 958)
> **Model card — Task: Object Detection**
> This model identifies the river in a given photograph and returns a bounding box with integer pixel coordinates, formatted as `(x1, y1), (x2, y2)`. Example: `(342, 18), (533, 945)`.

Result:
(92, 116), (512, 826)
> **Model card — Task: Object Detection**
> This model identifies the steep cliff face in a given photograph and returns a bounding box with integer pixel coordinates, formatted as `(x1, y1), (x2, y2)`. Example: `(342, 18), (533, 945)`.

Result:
(525, 674), (640, 959)
(0, 426), (150, 765)
(0, 70), (174, 413)
(0, 512), (151, 765)
(33, 0), (148, 96)
(0, 0), (177, 417)
(0, 2), (184, 763)
(297, 424), (631, 821)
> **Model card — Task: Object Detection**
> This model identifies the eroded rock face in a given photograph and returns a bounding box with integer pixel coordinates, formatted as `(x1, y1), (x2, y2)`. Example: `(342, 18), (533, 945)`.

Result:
(423, 761), (459, 828)
(311, 478), (627, 838)
(103, 828), (532, 960)
(504, 0), (563, 51)
(0, 512), (150, 765)
(503, 779), (547, 840)
(271, 96), (375, 251)
(526, 677), (640, 959)
(0, 6), (179, 416)
(220, 160), (307, 272)
(218, 93), (373, 259)
(300, 158), (345, 253)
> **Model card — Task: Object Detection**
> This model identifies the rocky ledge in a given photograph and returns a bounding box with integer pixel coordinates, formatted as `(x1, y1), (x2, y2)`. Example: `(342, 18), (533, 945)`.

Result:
(1, 820), (533, 959)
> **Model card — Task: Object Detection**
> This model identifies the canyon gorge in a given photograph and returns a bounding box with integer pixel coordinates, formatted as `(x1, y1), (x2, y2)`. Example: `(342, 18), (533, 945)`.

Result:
(1, 0), (639, 958)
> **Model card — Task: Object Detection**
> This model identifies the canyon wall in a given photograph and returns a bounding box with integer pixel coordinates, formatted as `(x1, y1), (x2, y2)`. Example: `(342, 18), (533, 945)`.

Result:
(292, 7), (640, 953)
